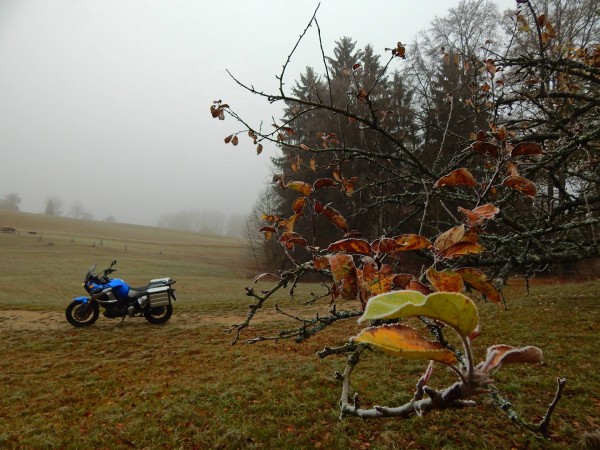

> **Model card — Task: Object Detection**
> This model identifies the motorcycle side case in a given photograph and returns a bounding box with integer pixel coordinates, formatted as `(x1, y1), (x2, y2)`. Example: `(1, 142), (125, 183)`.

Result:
(147, 286), (171, 307)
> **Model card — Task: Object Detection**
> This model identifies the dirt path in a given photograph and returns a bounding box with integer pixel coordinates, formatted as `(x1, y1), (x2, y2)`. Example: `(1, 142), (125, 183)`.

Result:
(0, 309), (276, 331)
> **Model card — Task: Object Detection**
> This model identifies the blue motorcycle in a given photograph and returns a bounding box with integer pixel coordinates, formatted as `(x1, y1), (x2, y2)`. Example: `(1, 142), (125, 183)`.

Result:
(66, 260), (176, 327)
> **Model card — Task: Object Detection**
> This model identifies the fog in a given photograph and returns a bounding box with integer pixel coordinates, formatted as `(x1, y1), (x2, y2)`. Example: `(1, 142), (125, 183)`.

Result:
(0, 0), (515, 226)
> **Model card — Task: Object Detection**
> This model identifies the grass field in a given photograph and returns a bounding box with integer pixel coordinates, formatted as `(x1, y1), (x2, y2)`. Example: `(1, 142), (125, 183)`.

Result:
(0, 210), (599, 449)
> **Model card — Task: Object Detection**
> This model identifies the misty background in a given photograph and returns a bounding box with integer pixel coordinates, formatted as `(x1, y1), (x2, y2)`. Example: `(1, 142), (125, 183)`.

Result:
(0, 0), (514, 231)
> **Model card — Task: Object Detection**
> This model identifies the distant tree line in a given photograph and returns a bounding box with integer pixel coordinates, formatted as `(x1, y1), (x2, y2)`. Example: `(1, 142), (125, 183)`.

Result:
(157, 209), (247, 238)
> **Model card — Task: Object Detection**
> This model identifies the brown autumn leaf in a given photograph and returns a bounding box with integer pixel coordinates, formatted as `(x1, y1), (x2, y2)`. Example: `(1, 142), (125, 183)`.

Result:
(485, 59), (496, 76)
(545, 21), (556, 38)
(259, 226), (276, 240)
(352, 63), (362, 70)
(231, 135), (239, 146)
(502, 176), (537, 198)
(455, 267), (501, 304)
(327, 253), (359, 300)
(256, 144), (263, 155)
(332, 167), (342, 182)
(299, 143), (310, 151)
(479, 345), (543, 374)
(406, 280), (432, 295)
(537, 14), (546, 27)
(511, 142), (544, 157)
(326, 238), (372, 255)
(392, 274), (414, 289)
(394, 234), (433, 251)
(280, 214), (299, 233)
(323, 206), (348, 232)
(434, 168), (477, 188)
(313, 256), (329, 270)
(375, 238), (398, 254)
(278, 231), (307, 247)
(440, 241), (485, 259)
(426, 267), (465, 293)
(261, 213), (279, 222)
(471, 141), (499, 157)
(309, 158), (316, 172)
(313, 178), (338, 190)
(224, 134), (233, 144)
(458, 203), (500, 227)
(342, 177), (359, 195)
(292, 197), (306, 215)
(357, 89), (368, 103)
(285, 181), (313, 197)
(314, 200), (324, 214)
(475, 130), (487, 141)
(434, 225), (466, 253)
(362, 260), (395, 295)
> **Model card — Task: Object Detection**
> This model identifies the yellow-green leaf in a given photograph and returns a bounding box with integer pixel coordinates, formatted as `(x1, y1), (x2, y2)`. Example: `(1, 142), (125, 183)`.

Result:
(285, 181), (313, 196)
(352, 324), (457, 364)
(358, 291), (479, 337)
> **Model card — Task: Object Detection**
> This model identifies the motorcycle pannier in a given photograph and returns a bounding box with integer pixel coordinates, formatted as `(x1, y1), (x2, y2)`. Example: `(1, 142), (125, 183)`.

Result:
(147, 286), (171, 307)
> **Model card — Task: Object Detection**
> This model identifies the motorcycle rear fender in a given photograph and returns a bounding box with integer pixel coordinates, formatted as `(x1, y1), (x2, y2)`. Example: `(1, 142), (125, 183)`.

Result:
(73, 296), (91, 304)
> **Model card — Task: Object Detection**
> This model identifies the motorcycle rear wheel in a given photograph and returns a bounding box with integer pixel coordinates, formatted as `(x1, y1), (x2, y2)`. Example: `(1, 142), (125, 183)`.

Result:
(66, 301), (99, 327)
(144, 304), (173, 324)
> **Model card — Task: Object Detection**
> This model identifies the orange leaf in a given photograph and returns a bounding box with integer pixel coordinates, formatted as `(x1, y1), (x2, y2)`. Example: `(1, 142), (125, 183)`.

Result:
(292, 197), (306, 215)
(434, 168), (476, 188)
(342, 177), (359, 195)
(299, 143), (310, 151)
(440, 242), (485, 259)
(323, 206), (348, 232)
(326, 238), (372, 255)
(371, 238), (398, 254)
(511, 142), (544, 157)
(276, 214), (298, 233)
(327, 253), (358, 300)
(313, 256), (329, 270)
(309, 158), (316, 172)
(425, 267), (465, 292)
(332, 167), (342, 182)
(456, 267), (501, 304)
(434, 225), (466, 253)
(458, 203), (499, 227)
(285, 181), (313, 196)
(261, 214), (279, 222)
(502, 176), (537, 198)
(394, 234), (433, 251)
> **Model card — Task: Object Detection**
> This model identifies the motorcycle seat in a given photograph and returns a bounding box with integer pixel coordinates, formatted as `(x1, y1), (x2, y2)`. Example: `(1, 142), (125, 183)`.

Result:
(127, 286), (151, 297)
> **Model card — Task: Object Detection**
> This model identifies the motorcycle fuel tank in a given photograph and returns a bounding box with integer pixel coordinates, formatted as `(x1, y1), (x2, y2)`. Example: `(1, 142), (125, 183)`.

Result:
(106, 278), (130, 299)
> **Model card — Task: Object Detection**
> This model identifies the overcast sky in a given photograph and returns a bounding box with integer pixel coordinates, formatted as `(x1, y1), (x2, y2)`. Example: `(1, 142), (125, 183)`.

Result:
(0, 0), (516, 226)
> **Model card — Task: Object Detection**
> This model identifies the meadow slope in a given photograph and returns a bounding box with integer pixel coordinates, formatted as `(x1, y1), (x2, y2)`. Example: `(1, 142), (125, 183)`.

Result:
(0, 210), (598, 449)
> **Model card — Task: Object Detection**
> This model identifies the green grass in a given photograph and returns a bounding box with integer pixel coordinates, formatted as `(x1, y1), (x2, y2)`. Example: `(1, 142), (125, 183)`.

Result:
(0, 210), (599, 449)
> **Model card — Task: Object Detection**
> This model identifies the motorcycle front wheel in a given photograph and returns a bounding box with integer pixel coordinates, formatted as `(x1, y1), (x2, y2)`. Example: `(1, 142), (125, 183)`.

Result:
(66, 301), (99, 327)
(143, 304), (173, 324)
